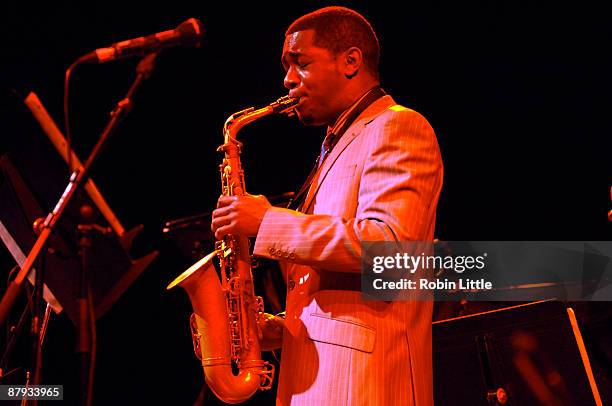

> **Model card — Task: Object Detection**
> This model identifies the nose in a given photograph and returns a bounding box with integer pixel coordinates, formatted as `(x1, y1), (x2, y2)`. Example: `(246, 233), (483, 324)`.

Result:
(284, 66), (299, 90)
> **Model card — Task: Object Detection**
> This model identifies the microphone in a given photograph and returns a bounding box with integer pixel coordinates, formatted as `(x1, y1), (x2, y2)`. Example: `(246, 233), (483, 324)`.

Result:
(77, 18), (205, 64)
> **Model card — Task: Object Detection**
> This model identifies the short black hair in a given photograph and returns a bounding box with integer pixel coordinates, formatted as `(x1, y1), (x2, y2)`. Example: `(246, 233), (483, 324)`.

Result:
(286, 7), (380, 79)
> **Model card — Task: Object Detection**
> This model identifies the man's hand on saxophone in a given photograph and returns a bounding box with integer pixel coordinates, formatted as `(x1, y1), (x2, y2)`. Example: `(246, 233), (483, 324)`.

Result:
(211, 194), (272, 240)
(212, 194), (286, 352)
(258, 312), (286, 351)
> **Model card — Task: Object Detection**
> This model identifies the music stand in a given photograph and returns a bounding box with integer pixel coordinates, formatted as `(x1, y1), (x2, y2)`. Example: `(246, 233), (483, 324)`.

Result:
(433, 300), (603, 405)
(0, 153), (157, 325)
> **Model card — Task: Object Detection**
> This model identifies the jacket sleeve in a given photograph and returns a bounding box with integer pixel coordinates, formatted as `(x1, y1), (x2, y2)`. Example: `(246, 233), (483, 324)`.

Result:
(253, 108), (443, 273)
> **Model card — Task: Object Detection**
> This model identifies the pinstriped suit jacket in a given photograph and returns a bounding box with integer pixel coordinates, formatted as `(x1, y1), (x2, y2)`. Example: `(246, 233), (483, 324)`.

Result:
(254, 95), (443, 405)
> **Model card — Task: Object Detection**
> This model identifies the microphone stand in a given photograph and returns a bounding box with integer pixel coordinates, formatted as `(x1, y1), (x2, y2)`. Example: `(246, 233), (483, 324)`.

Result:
(76, 206), (112, 406)
(0, 51), (159, 352)
(31, 245), (46, 401)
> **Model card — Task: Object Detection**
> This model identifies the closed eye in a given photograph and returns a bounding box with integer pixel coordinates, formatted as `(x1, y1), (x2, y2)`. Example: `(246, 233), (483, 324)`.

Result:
(297, 59), (311, 69)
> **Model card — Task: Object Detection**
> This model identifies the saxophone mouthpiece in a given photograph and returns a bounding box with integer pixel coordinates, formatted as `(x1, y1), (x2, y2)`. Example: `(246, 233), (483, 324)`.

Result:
(270, 95), (299, 115)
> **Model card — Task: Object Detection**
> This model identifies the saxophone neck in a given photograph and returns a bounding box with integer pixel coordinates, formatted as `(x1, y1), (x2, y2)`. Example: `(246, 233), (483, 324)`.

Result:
(224, 106), (273, 143)
(223, 96), (299, 143)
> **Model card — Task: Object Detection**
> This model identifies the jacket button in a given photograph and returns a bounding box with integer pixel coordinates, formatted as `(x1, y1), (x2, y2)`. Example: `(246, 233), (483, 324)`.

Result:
(269, 247), (276, 256)
(287, 279), (296, 291)
(289, 252), (296, 260)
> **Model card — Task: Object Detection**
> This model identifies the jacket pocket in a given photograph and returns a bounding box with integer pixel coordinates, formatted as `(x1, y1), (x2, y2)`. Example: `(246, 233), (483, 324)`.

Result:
(306, 313), (376, 353)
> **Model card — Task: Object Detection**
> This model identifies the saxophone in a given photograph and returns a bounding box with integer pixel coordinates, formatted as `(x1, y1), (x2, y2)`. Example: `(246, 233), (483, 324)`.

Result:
(167, 95), (298, 404)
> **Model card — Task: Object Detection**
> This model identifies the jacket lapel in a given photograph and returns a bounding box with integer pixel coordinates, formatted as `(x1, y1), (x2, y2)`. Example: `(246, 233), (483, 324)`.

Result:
(302, 95), (396, 213)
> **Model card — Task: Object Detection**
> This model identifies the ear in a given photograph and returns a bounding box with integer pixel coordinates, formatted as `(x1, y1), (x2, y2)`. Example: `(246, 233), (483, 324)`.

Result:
(343, 47), (363, 79)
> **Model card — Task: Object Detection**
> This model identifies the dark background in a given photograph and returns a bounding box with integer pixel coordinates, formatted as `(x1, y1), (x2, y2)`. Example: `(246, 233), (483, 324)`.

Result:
(1, 1), (610, 405)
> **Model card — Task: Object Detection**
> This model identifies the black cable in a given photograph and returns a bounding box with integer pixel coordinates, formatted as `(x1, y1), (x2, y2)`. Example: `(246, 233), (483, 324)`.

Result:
(0, 289), (34, 379)
(5, 265), (20, 343)
(86, 285), (96, 406)
(6, 265), (20, 284)
(64, 60), (80, 173)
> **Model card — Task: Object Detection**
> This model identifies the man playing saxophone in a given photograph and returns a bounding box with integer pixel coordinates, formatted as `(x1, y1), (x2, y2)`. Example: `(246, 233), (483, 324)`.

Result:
(212, 6), (443, 406)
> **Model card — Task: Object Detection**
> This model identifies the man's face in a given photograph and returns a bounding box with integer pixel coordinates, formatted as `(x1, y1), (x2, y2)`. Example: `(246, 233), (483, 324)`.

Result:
(282, 30), (347, 126)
